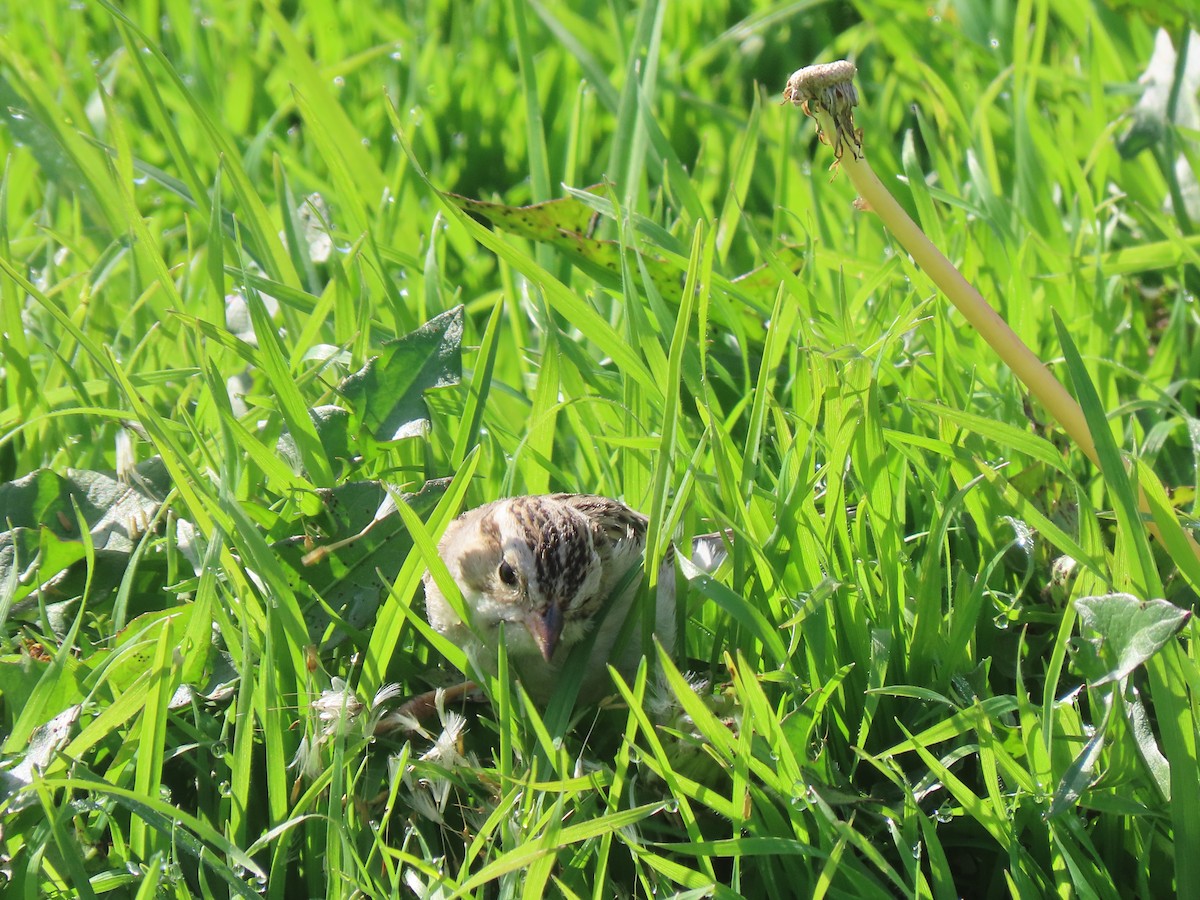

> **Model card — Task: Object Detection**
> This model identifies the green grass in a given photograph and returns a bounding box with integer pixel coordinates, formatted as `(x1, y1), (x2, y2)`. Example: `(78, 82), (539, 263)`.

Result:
(2, 0), (1199, 896)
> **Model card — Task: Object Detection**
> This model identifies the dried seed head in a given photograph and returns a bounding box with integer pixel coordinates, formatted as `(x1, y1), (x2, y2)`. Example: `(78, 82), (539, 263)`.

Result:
(783, 60), (863, 163)
(783, 61), (857, 110)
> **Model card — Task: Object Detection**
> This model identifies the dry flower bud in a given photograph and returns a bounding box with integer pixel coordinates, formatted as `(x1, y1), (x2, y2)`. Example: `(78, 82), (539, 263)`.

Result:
(783, 60), (863, 163)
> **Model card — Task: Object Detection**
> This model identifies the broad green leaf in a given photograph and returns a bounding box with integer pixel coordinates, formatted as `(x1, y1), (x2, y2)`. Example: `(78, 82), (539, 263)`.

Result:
(0, 461), (171, 615)
(275, 477), (450, 644)
(444, 186), (685, 301)
(338, 306), (463, 443)
(1073, 592), (1191, 686)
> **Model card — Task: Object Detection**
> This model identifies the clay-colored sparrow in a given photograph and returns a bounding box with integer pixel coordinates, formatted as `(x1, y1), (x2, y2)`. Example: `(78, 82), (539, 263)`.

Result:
(423, 494), (725, 704)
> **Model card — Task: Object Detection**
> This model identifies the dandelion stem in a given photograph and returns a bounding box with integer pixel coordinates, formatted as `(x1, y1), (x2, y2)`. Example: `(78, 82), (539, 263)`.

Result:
(785, 61), (1096, 465)
(784, 60), (1200, 565)
(832, 121), (1100, 461)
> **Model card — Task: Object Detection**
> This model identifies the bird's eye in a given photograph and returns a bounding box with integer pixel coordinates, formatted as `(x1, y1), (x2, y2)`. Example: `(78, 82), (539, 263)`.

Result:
(497, 560), (518, 586)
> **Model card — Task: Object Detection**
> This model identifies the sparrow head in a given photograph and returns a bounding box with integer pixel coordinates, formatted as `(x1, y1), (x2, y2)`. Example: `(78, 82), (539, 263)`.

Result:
(426, 496), (606, 662)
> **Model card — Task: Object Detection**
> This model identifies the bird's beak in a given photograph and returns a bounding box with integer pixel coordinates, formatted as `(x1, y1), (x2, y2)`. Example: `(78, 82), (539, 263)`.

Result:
(525, 604), (563, 662)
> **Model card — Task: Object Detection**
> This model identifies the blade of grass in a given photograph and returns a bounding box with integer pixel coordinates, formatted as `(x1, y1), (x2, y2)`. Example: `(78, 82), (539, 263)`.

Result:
(1052, 313), (1158, 597)
(364, 451), (481, 687)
